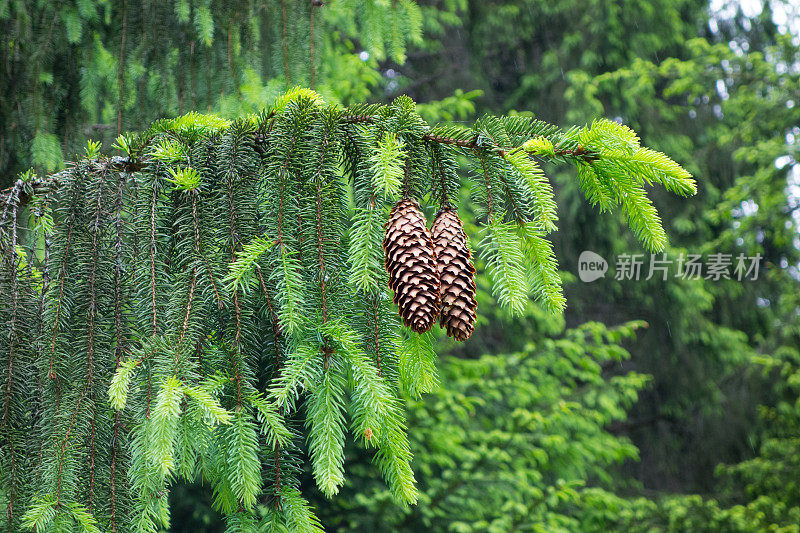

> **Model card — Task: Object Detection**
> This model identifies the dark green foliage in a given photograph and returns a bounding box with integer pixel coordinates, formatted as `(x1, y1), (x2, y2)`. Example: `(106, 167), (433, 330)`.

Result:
(0, 0), (424, 187)
(0, 90), (691, 531)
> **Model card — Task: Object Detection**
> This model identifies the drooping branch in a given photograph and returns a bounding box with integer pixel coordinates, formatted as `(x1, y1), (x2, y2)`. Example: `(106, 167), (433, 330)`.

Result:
(0, 95), (694, 532)
(179, 191), (200, 345)
(86, 166), (108, 512)
(109, 169), (125, 533)
(2, 181), (20, 430)
(1, 181), (20, 533)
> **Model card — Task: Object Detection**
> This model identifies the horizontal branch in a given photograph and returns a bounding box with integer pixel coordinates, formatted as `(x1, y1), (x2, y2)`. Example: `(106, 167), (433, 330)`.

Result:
(0, 157), (144, 212)
(556, 145), (600, 161)
(1, 124), (599, 214)
(339, 114), (598, 161)
(422, 133), (485, 151)
(339, 114), (374, 124)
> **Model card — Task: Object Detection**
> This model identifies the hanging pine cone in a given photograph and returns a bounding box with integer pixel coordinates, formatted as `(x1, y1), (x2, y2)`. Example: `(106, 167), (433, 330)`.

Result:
(383, 199), (440, 333)
(431, 207), (477, 341)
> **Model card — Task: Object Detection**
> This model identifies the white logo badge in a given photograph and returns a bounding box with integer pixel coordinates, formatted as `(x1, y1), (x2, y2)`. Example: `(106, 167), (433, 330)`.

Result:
(578, 250), (608, 282)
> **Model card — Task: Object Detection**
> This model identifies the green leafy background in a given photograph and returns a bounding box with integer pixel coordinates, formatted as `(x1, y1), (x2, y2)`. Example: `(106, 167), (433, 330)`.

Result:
(2, 0), (799, 531)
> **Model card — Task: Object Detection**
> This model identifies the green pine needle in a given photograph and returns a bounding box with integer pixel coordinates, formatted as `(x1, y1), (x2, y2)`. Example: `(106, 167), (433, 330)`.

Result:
(307, 369), (347, 498)
(370, 132), (406, 200)
(398, 329), (439, 398)
(480, 219), (531, 315)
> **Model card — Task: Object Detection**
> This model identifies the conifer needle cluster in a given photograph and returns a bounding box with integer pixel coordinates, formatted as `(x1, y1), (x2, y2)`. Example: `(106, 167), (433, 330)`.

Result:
(0, 89), (694, 532)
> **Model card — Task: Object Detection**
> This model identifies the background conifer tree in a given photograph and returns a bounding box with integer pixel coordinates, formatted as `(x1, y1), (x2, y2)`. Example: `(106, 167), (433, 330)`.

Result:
(0, 0), (425, 187)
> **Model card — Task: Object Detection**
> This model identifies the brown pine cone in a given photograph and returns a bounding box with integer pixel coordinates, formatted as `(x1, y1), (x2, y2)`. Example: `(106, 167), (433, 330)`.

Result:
(383, 199), (440, 333)
(431, 207), (477, 341)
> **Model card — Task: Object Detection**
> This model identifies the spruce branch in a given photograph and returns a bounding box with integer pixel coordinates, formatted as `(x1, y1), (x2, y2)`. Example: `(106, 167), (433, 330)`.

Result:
(0, 93), (694, 529)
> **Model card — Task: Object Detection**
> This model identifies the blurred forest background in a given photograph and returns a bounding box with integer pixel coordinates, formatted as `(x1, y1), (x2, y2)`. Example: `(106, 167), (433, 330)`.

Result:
(2, 0), (800, 530)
